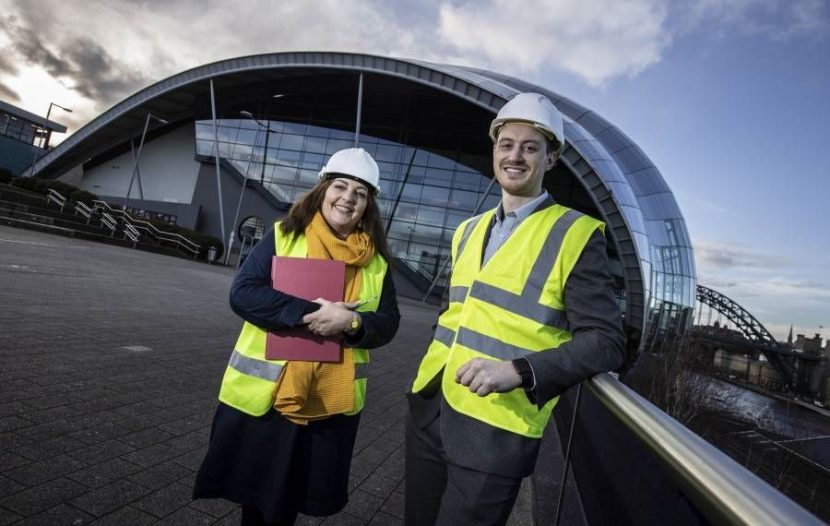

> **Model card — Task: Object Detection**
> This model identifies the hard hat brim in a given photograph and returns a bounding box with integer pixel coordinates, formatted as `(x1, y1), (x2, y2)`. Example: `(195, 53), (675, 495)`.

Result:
(319, 172), (380, 195)
(489, 120), (563, 154)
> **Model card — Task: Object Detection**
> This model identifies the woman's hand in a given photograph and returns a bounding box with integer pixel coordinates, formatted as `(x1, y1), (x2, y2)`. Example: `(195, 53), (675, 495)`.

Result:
(302, 299), (358, 336)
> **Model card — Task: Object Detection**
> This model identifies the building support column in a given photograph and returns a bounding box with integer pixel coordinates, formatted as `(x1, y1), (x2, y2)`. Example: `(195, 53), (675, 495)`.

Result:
(210, 78), (227, 248)
(354, 73), (364, 146)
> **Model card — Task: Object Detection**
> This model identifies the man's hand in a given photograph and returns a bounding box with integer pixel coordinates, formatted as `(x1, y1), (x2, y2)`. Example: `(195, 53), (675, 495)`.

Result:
(455, 358), (522, 397)
(302, 298), (354, 336)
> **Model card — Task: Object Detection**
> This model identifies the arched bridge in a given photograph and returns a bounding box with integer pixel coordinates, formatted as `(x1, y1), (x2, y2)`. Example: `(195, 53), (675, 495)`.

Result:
(695, 285), (819, 392)
(696, 285), (779, 347)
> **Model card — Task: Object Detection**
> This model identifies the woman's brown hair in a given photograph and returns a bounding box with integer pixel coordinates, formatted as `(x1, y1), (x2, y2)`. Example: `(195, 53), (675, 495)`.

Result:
(279, 177), (392, 262)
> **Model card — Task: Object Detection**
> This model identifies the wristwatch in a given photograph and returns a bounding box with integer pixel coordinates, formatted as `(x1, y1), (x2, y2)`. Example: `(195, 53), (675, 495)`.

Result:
(347, 312), (361, 334)
(512, 358), (534, 389)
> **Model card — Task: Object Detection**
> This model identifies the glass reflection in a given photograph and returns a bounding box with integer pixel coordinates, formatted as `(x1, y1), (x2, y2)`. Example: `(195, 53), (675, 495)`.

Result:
(195, 118), (494, 291)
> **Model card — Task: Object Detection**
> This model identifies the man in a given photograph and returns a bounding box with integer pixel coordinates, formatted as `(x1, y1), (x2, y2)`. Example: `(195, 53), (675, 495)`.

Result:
(405, 93), (626, 526)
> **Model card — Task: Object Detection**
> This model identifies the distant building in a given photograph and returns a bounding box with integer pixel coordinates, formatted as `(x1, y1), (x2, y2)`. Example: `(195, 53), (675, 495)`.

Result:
(0, 100), (68, 176)
(795, 333), (823, 355)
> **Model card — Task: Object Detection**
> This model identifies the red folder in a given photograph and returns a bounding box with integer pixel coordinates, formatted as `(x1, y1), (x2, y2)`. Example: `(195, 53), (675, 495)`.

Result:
(265, 256), (345, 362)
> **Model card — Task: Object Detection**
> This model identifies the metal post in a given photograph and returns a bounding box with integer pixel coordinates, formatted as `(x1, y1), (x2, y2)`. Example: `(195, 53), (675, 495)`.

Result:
(384, 148), (418, 234)
(124, 113), (152, 212)
(554, 383), (583, 526)
(236, 236), (250, 270)
(124, 112), (167, 213)
(224, 124), (264, 266)
(210, 78), (227, 252)
(29, 102), (72, 177)
(229, 110), (273, 266)
(259, 119), (270, 185)
(126, 137), (144, 200)
(422, 174), (499, 301)
(354, 73), (363, 146)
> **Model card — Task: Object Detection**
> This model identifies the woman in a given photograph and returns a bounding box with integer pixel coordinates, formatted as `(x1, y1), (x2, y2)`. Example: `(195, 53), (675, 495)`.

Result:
(193, 147), (400, 525)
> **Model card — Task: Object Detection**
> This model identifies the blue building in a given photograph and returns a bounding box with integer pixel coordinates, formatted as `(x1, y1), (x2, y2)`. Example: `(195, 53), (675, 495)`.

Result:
(0, 100), (68, 176)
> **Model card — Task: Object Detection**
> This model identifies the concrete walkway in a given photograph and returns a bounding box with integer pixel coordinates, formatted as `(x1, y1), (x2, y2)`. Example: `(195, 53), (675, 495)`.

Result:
(0, 226), (531, 525)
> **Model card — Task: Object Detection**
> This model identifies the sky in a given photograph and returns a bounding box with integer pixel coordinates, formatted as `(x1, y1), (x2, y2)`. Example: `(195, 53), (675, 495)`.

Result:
(0, 0), (828, 341)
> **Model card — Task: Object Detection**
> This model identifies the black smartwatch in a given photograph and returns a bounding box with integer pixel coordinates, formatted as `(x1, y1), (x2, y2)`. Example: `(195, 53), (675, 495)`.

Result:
(511, 358), (534, 389)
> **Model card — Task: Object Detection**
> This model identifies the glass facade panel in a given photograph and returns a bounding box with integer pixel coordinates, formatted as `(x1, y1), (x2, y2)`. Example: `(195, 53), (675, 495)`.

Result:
(607, 180), (638, 208)
(613, 146), (653, 175)
(449, 188), (479, 210)
(417, 205), (447, 227)
(571, 139), (610, 162)
(454, 170), (485, 191)
(195, 117), (492, 288)
(595, 126), (631, 154)
(575, 111), (611, 135)
(279, 133), (305, 151)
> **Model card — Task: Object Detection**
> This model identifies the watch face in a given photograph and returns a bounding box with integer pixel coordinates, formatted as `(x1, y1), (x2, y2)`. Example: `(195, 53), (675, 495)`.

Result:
(350, 314), (360, 330)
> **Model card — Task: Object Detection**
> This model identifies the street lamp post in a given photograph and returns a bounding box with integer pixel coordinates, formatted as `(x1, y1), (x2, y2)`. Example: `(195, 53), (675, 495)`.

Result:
(124, 112), (168, 213)
(239, 111), (271, 185)
(224, 110), (271, 266)
(30, 102), (72, 177)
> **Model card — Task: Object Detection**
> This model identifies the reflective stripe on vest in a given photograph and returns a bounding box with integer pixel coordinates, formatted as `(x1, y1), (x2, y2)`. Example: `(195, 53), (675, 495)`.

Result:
(464, 208), (581, 330)
(433, 324), (456, 348)
(412, 203), (603, 437)
(228, 349), (284, 381)
(218, 222), (387, 416)
(455, 212), (486, 264)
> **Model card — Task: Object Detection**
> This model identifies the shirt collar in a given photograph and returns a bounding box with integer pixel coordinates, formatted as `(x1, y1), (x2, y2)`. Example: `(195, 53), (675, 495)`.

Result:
(495, 191), (553, 223)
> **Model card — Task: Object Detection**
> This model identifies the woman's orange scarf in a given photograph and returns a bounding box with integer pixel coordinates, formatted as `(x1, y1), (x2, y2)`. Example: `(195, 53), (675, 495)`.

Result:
(273, 211), (375, 424)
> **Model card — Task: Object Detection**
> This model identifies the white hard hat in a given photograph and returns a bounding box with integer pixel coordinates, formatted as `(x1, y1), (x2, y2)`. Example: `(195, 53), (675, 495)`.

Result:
(488, 93), (565, 153)
(318, 147), (381, 194)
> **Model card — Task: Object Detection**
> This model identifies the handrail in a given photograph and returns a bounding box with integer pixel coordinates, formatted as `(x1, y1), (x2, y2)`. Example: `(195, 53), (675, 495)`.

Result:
(92, 200), (201, 255)
(586, 373), (822, 525)
(74, 201), (92, 223)
(100, 212), (117, 233)
(46, 188), (66, 211)
(124, 223), (140, 242)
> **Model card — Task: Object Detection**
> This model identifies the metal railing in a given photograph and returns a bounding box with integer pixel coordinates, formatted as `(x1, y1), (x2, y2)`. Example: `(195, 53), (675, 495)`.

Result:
(124, 223), (140, 244)
(100, 212), (117, 235)
(92, 200), (201, 257)
(46, 188), (66, 211)
(74, 200), (92, 223)
(579, 373), (823, 525)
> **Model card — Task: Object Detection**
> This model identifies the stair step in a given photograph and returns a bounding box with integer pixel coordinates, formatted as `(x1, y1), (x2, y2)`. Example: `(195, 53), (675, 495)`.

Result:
(0, 194), (202, 260)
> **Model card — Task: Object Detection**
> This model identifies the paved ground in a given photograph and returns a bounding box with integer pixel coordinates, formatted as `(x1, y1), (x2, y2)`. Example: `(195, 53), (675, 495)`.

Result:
(0, 226), (531, 525)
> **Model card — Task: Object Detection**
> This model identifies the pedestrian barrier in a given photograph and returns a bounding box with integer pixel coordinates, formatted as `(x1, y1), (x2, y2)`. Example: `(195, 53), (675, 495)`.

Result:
(46, 188), (66, 211)
(74, 200), (93, 223)
(554, 374), (824, 525)
(92, 201), (201, 257)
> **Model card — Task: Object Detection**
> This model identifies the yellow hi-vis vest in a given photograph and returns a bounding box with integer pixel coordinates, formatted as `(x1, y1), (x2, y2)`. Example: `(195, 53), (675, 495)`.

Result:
(412, 203), (603, 438)
(218, 223), (388, 417)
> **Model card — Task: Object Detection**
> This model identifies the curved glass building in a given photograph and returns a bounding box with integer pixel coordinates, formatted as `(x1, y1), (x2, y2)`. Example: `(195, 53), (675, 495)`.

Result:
(30, 52), (696, 354)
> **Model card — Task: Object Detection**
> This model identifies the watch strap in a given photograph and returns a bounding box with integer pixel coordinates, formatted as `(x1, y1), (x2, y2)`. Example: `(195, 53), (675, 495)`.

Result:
(512, 358), (534, 389)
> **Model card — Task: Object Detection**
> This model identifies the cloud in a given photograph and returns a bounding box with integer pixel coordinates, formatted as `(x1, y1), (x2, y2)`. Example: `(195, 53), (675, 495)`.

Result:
(696, 242), (830, 302)
(694, 239), (830, 336)
(0, 46), (19, 76)
(680, 0), (828, 41)
(1, 0), (826, 139)
(0, 81), (20, 102)
(62, 38), (151, 104)
(437, 0), (670, 86)
(2, 12), (153, 109)
(5, 16), (73, 79)
(695, 241), (788, 271)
